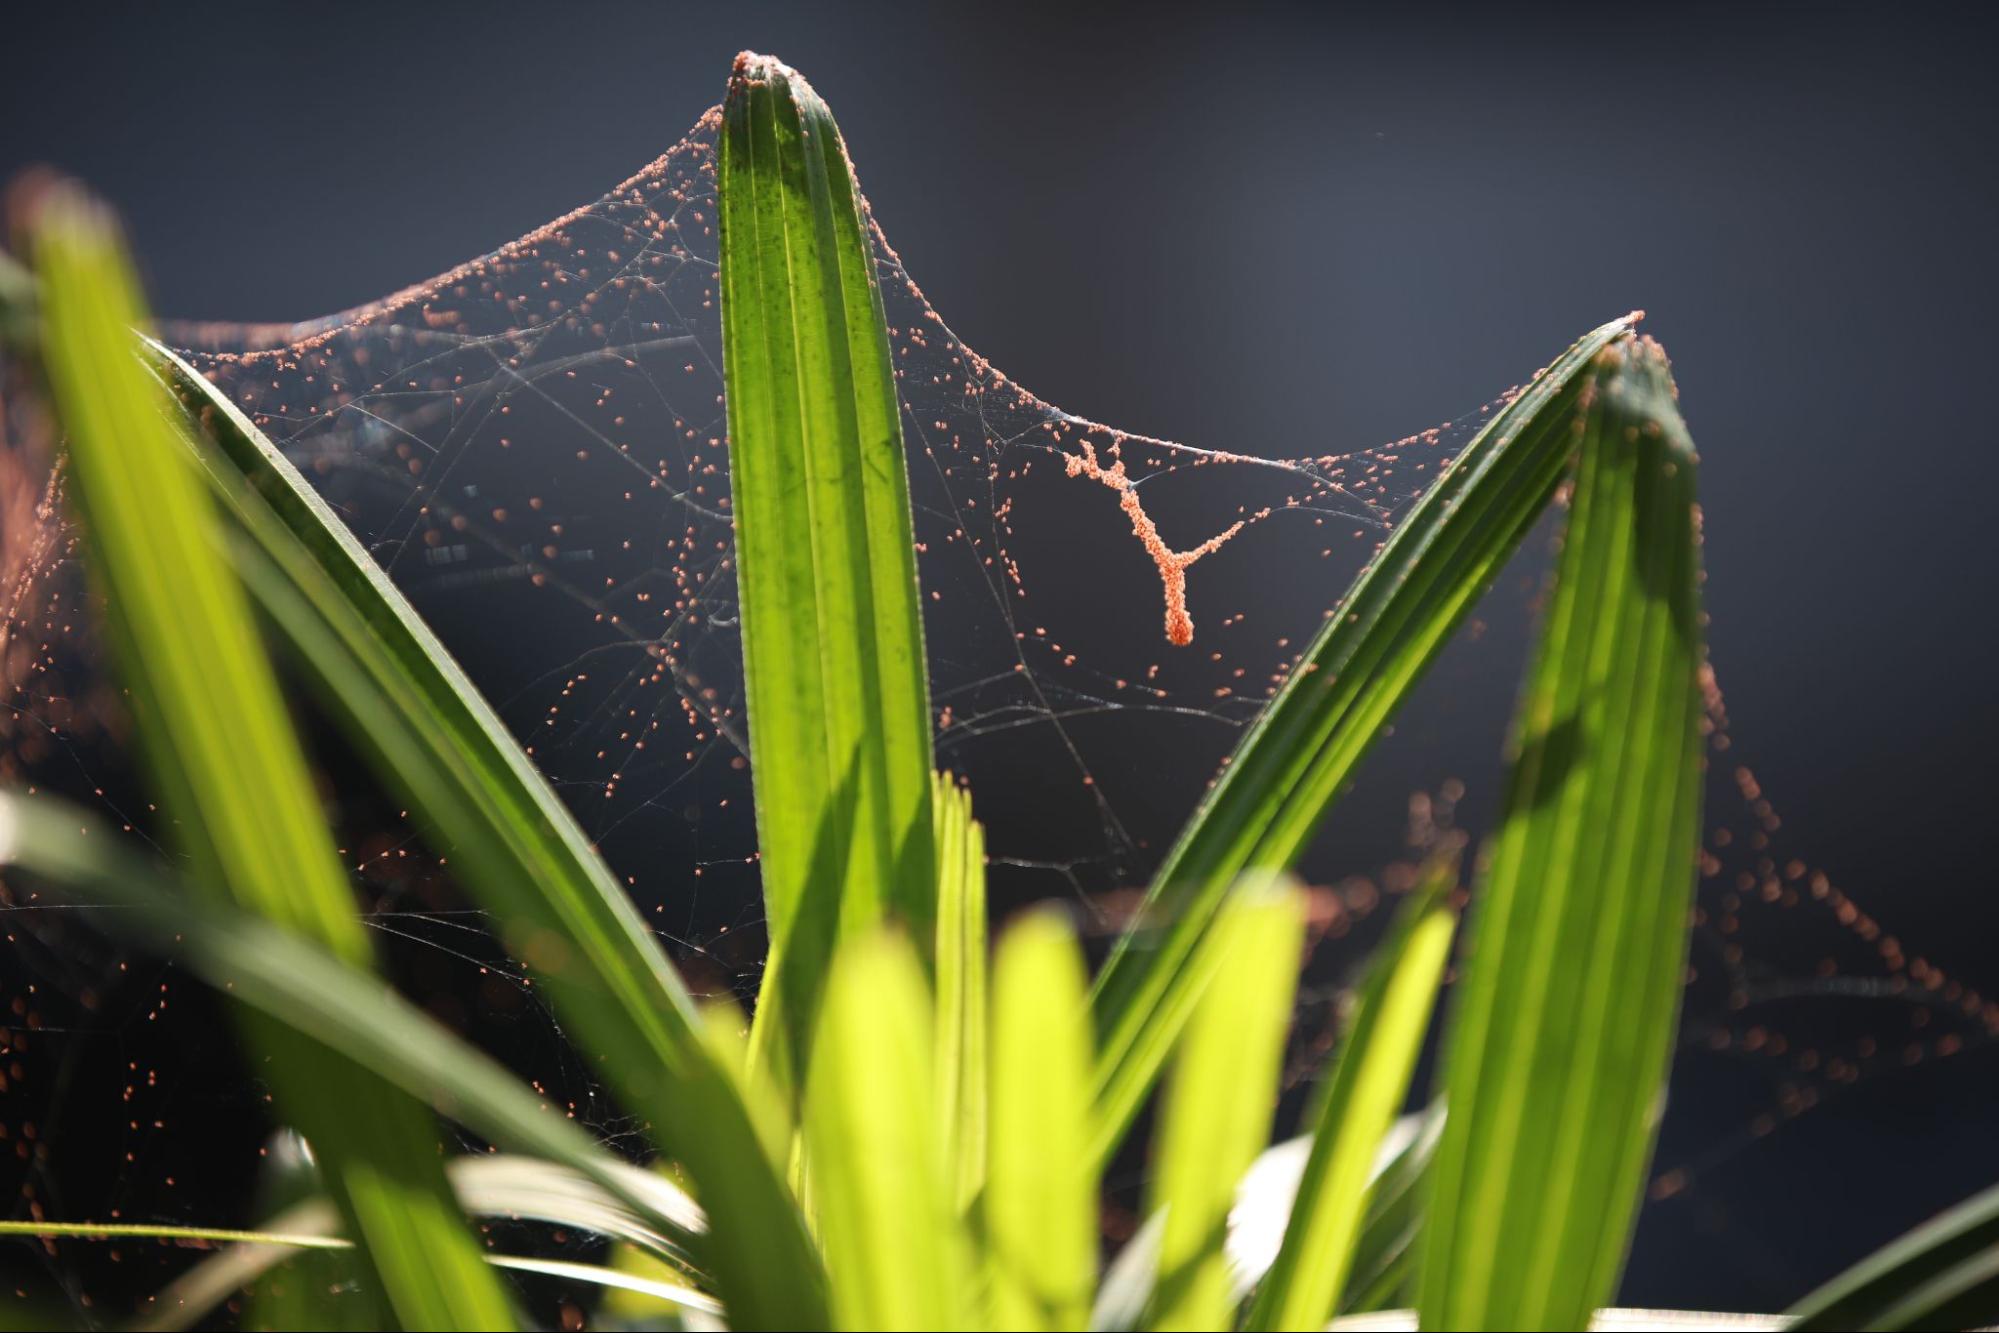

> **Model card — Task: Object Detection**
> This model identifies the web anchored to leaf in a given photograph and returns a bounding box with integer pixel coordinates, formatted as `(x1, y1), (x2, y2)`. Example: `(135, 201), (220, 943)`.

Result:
(0, 106), (1988, 1311)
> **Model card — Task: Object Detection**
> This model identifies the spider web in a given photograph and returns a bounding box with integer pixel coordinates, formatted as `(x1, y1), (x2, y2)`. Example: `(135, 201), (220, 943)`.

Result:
(2, 109), (1992, 1314)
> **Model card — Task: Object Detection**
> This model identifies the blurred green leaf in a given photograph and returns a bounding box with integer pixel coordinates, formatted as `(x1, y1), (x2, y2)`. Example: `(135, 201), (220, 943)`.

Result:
(933, 773), (989, 1211)
(1144, 882), (1303, 1331)
(805, 931), (972, 1331)
(986, 909), (1097, 1331)
(1418, 337), (1705, 1330)
(718, 51), (935, 1087)
(1089, 316), (1640, 1159)
(1244, 848), (1459, 1332)
(24, 183), (512, 1331)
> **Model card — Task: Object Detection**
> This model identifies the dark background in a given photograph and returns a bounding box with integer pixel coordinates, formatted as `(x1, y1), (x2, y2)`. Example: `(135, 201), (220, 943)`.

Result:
(7, 0), (1997, 1315)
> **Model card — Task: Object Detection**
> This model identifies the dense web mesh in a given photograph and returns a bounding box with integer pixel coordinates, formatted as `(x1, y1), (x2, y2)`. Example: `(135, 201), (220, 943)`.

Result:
(3, 109), (1993, 1313)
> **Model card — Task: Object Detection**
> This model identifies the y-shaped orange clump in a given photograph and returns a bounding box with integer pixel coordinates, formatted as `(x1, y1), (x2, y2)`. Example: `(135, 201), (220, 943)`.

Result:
(1064, 438), (1243, 646)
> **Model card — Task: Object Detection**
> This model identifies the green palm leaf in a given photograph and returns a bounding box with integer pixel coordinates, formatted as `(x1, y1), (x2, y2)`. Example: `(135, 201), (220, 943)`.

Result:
(1417, 336), (1705, 1330)
(718, 52), (936, 1086)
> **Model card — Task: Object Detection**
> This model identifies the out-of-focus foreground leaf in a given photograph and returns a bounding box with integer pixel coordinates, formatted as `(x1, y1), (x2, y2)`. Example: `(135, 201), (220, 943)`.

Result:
(985, 910), (1096, 1330)
(1144, 882), (1303, 1331)
(932, 773), (989, 1211)
(805, 932), (971, 1330)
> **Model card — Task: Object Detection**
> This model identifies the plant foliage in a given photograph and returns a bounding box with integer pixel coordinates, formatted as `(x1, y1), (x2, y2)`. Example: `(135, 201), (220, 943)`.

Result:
(18, 48), (1964, 1333)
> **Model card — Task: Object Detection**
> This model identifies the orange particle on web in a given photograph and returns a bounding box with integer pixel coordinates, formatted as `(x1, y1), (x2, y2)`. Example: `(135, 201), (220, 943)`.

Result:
(1062, 437), (1243, 646)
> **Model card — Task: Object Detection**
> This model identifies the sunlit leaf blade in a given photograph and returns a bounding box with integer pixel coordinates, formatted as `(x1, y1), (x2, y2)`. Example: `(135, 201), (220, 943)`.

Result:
(1145, 882), (1304, 1331)
(1089, 315), (1641, 1155)
(805, 931), (971, 1331)
(0, 796), (724, 1318)
(23, 185), (513, 1332)
(1244, 848), (1460, 1332)
(719, 51), (935, 1083)
(151, 341), (826, 1330)
(986, 909), (1097, 1331)
(1417, 336), (1705, 1331)
(933, 773), (989, 1211)
(1787, 1178), (1999, 1331)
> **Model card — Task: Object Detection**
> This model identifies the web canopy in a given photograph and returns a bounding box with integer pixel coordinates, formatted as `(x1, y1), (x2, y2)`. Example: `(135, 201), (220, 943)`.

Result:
(1, 109), (1989, 1312)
